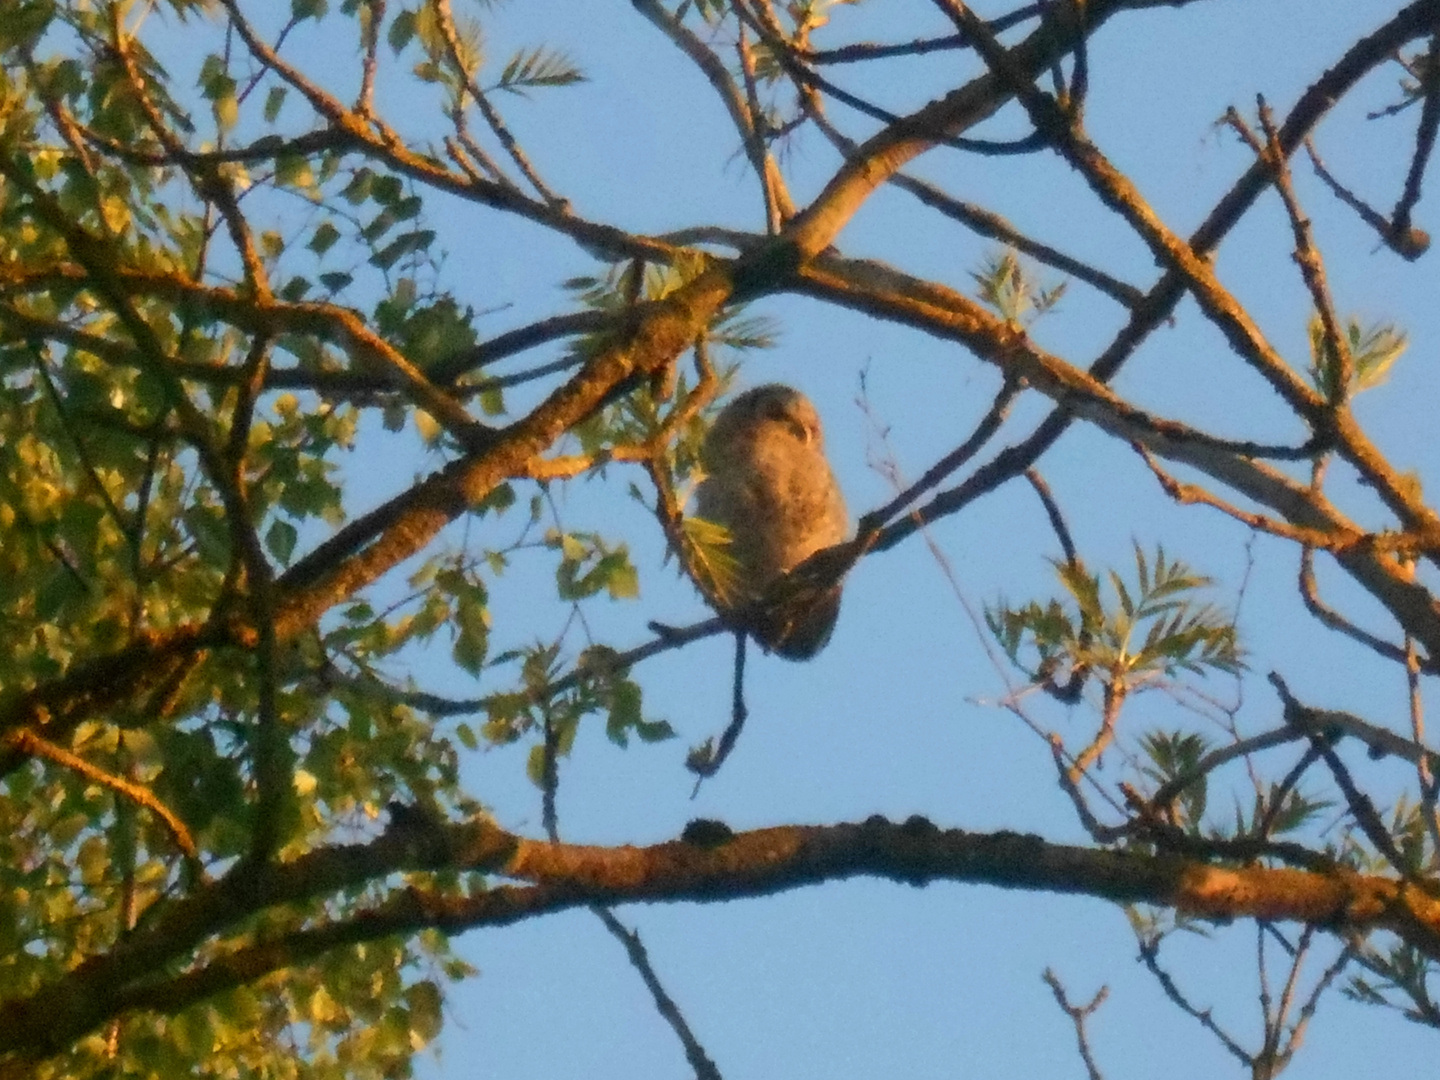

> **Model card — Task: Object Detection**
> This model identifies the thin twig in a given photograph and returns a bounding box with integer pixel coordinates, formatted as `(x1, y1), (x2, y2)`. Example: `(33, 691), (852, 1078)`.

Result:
(854, 377), (1021, 539)
(593, 908), (724, 1080)
(1025, 468), (1078, 566)
(433, 0), (564, 206)
(1041, 968), (1108, 1080)
(1298, 545), (1413, 667)
(1137, 937), (1253, 1068)
(1135, 444), (1355, 551)
(1305, 137), (1430, 260)
(1392, 32), (1440, 240)
(1149, 726), (1306, 816)
(687, 632), (749, 787)
(3, 728), (200, 863)
(1407, 635), (1440, 856)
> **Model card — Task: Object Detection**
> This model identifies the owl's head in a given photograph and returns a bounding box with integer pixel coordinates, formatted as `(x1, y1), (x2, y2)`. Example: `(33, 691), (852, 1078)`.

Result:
(707, 384), (824, 453)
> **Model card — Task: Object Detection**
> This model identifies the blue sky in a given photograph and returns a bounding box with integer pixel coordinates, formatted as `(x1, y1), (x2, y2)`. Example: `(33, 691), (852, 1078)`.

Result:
(184, 1), (1440, 1076)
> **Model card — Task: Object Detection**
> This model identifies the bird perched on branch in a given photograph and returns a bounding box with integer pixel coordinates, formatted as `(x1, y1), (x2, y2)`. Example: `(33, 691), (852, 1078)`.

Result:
(694, 384), (849, 659)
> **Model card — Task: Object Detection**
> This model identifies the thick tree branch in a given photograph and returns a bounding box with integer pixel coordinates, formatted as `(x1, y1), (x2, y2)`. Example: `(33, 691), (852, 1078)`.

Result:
(5, 815), (1439, 1062)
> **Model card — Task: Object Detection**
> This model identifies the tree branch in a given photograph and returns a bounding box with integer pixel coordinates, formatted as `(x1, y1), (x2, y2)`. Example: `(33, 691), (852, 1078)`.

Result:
(7, 815), (1440, 1061)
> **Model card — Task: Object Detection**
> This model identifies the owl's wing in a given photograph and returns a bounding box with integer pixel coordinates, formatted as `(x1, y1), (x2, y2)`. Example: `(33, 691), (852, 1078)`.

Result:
(750, 583), (842, 660)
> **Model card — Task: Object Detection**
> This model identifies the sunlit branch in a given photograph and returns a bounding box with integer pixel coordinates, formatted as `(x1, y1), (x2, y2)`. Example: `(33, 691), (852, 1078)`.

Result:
(1134, 445), (1350, 551)
(1050, 734), (1123, 841)
(2, 728), (198, 863)
(10, 814), (1440, 1059)
(1406, 637), (1440, 855)
(632, 0), (792, 229)
(1234, 102), (1353, 399)
(1298, 546), (1412, 667)
(432, 0), (564, 206)
(803, 105), (1144, 308)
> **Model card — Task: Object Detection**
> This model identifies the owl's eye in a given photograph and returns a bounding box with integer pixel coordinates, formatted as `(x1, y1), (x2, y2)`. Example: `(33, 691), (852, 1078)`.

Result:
(761, 400), (807, 440)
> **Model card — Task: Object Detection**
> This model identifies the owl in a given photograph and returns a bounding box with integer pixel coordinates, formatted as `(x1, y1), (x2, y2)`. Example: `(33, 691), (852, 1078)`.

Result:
(694, 384), (849, 659)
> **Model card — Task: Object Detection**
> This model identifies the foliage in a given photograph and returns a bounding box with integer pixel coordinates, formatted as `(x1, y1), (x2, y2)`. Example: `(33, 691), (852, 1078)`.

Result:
(970, 248), (1067, 328)
(1307, 313), (1408, 399)
(987, 544), (1243, 696)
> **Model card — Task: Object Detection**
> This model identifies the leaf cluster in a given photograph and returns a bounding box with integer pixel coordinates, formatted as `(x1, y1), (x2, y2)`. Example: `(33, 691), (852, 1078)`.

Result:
(987, 544), (1244, 697)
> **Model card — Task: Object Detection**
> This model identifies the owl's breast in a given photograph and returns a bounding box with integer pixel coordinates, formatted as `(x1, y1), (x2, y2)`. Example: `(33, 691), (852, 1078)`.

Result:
(696, 436), (847, 596)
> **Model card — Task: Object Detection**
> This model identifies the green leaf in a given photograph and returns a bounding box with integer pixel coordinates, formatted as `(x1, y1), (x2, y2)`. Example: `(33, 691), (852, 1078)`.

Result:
(602, 553), (638, 600)
(635, 718), (675, 743)
(308, 221), (341, 255)
(275, 152), (316, 189)
(404, 980), (444, 1045)
(265, 519), (299, 564)
(1308, 313), (1409, 398)
(496, 47), (585, 94)
(342, 168), (375, 204)
(263, 85), (288, 122)
(526, 742), (548, 786)
(605, 679), (643, 745)
(0, 0), (51, 51)
(388, 9), (419, 52)
(371, 173), (405, 206)
(452, 590), (489, 675)
(370, 229), (435, 270)
(213, 91), (238, 132)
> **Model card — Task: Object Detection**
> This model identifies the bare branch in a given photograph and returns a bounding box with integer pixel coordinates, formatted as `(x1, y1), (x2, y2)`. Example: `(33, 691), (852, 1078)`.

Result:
(1042, 968), (1109, 1080)
(1305, 137), (1431, 260)
(1137, 935), (1254, 1068)
(594, 908), (724, 1080)
(1393, 32), (1440, 242)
